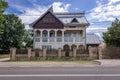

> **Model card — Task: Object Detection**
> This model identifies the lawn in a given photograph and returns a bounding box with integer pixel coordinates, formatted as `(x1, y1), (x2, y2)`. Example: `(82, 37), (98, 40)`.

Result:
(0, 54), (10, 59)
(11, 59), (93, 62)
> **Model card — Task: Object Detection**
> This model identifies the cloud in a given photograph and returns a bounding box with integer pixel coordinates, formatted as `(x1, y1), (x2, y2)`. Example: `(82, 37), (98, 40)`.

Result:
(108, 0), (120, 5)
(12, 2), (71, 29)
(18, 5), (48, 24)
(52, 2), (71, 12)
(87, 0), (120, 22)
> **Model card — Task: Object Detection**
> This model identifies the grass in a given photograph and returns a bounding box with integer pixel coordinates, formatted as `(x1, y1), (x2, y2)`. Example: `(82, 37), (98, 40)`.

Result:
(10, 58), (93, 62)
(0, 54), (10, 59)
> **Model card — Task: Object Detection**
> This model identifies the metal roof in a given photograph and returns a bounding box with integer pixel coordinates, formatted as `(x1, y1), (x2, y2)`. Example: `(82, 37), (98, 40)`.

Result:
(55, 12), (89, 26)
(30, 7), (89, 27)
(86, 34), (101, 44)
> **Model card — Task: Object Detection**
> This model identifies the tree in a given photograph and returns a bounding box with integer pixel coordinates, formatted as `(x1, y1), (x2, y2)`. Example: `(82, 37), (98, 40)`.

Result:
(23, 29), (33, 48)
(0, 14), (25, 50)
(103, 18), (120, 47)
(0, 0), (8, 21)
(0, 0), (8, 38)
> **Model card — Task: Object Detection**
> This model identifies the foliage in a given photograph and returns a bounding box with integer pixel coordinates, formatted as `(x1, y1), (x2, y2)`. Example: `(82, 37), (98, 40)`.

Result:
(0, 0), (8, 37)
(0, 0), (8, 21)
(0, 14), (25, 50)
(103, 18), (120, 47)
(23, 29), (33, 48)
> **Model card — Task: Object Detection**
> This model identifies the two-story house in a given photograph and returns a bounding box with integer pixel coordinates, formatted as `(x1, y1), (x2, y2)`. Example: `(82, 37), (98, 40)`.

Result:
(30, 6), (90, 51)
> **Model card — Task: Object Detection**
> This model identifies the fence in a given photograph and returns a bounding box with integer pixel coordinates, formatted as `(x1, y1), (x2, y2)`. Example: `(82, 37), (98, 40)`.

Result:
(0, 50), (9, 54)
(10, 46), (102, 60)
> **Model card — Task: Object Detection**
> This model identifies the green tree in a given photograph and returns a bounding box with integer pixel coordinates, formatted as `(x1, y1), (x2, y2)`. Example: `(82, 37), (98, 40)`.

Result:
(103, 18), (120, 47)
(0, 14), (25, 50)
(23, 29), (33, 48)
(0, 0), (8, 38)
(0, 0), (8, 21)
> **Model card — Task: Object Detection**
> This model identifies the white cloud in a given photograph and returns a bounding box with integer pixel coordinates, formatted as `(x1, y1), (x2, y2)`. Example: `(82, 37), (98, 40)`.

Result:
(12, 2), (71, 29)
(86, 0), (120, 39)
(19, 5), (48, 24)
(18, 2), (71, 23)
(108, 0), (120, 5)
(87, 0), (120, 22)
(52, 2), (71, 12)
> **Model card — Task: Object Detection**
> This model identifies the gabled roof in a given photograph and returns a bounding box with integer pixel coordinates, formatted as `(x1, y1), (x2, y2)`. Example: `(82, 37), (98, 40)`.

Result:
(86, 34), (101, 44)
(30, 6), (64, 27)
(54, 12), (89, 26)
(30, 7), (90, 27)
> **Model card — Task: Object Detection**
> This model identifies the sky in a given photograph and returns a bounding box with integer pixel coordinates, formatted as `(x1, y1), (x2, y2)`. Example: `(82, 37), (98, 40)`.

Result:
(4, 0), (120, 39)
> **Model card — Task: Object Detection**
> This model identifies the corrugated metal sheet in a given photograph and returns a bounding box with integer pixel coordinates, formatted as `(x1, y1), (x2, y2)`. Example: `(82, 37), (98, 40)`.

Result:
(86, 34), (101, 44)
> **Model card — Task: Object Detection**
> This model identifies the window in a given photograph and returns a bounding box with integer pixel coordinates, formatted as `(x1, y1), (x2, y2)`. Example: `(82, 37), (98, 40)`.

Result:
(71, 18), (79, 23)
(43, 18), (55, 23)
(42, 45), (52, 50)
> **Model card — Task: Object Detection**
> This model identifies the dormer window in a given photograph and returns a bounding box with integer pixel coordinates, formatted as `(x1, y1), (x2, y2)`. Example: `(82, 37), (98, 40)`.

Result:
(43, 18), (55, 23)
(71, 18), (79, 23)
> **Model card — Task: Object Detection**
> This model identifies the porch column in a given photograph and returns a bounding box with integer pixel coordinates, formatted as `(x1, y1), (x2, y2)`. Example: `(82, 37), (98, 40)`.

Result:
(55, 30), (57, 42)
(40, 30), (43, 42)
(62, 31), (64, 42)
(33, 30), (36, 48)
(48, 30), (50, 42)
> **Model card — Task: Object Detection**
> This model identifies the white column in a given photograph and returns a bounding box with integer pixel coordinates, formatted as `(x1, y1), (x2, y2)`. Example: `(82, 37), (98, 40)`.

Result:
(48, 30), (50, 43)
(55, 30), (57, 42)
(62, 30), (64, 42)
(33, 30), (36, 48)
(40, 30), (43, 42)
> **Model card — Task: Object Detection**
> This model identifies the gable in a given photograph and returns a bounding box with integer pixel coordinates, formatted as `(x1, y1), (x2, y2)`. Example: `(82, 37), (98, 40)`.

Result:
(33, 11), (64, 29)
(71, 18), (79, 23)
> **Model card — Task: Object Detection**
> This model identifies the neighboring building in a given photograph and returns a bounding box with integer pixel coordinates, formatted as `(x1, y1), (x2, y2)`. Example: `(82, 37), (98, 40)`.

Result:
(30, 6), (99, 50)
(86, 34), (101, 49)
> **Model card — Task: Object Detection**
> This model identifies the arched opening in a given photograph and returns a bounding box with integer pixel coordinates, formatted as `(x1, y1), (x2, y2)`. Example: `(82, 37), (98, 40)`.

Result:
(63, 44), (70, 57)
(42, 30), (48, 37)
(79, 45), (84, 50)
(50, 30), (55, 37)
(35, 30), (40, 37)
(57, 30), (62, 37)
(71, 44), (77, 51)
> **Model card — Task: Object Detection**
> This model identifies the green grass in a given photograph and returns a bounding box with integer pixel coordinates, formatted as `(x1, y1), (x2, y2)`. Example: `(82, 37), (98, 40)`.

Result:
(0, 54), (10, 59)
(10, 58), (93, 62)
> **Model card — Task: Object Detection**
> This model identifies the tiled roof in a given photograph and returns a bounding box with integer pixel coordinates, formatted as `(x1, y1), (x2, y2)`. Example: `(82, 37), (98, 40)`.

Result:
(86, 34), (101, 44)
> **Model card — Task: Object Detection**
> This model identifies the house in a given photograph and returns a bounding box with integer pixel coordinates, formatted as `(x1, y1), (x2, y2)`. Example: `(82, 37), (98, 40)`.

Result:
(30, 6), (101, 51)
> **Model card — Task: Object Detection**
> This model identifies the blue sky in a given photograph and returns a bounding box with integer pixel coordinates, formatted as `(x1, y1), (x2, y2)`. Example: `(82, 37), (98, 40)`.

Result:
(4, 0), (120, 38)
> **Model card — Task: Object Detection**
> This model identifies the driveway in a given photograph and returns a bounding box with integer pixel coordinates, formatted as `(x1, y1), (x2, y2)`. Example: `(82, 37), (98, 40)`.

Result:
(97, 59), (120, 67)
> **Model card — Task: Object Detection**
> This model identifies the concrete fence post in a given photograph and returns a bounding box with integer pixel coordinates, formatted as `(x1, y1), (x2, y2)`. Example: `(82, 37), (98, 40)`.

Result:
(27, 48), (32, 59)
(73, 48), (77, 59)
(88, 46), (93, 59)
(98, 47), (102, 59)
(10, 48), (16, 60)
(43, 48), (46, 60)
(69, 51), (72, 57)
(58, 48), (62, 59)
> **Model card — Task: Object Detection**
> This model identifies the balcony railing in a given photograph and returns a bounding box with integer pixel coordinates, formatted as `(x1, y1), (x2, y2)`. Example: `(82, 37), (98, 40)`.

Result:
(35, 37), (85, 43)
